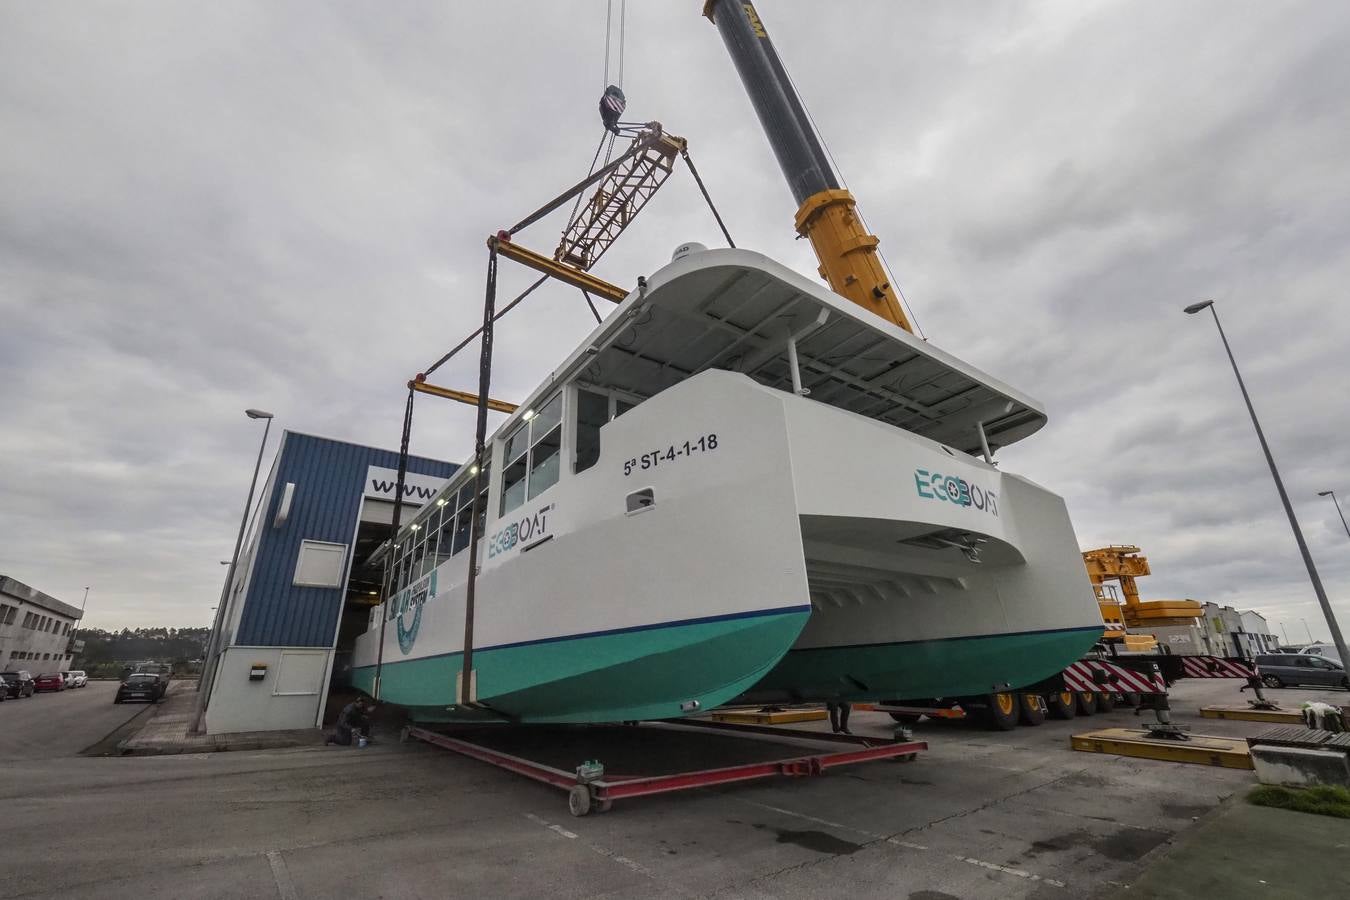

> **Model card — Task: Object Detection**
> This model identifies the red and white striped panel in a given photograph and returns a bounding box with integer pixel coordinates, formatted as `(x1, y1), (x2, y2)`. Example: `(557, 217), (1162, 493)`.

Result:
(1180, 656), (1256, 679)
(1062, 660), (1166, 694)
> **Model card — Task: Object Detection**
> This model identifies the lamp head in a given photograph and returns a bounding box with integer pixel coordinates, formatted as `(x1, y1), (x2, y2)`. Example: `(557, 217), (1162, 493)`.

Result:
(245, 409), (274, 420)
(1319, 490), (1334, 497)
(1183, 300), (1215, 315)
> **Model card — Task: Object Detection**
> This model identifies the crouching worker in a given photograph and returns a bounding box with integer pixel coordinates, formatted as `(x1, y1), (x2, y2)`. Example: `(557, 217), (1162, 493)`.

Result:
(326, 696), (374, 746)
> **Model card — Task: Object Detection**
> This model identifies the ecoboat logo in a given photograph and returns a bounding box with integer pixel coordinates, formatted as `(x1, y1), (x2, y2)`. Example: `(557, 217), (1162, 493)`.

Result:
(914, 468), (999, 517)
(395, 571), (436, 655)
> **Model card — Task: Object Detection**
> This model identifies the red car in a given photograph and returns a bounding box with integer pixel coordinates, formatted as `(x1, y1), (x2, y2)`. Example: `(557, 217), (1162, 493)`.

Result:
(33, 673), (66, 692)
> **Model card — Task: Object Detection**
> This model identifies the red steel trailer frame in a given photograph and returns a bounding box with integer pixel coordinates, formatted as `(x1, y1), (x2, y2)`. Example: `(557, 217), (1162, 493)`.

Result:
(404, 723), (926, 817)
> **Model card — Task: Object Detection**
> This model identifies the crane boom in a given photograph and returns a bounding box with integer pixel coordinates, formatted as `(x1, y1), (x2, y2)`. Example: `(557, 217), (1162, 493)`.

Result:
(703, 0), (914, 333)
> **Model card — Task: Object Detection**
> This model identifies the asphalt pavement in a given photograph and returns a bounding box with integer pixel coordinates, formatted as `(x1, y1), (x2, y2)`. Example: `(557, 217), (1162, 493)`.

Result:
(0, 678), (1345, 899)
(0, 680), (153, 760)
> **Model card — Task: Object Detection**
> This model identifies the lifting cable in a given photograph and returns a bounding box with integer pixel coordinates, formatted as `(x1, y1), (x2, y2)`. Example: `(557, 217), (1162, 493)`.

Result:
(419, 274), (547, 379)
(680, 147), (735, 248)
(373, 384), (417, 699)
(459, 243), (499, 705)
(580, 289), (603, 324)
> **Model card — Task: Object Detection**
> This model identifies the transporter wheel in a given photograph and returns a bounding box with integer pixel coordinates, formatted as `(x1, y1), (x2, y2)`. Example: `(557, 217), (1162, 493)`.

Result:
(1017, 693), (1045, 726)
(1120, 691), (1142, 707)
(1045, 691), (1076, 719)
(984, 692), (1019, 731)
(1096, 691), (1117, 712)
(568, 785), (592, 817)
(1076, 692), (1098, 716)
(1261, 674), (1283, 689)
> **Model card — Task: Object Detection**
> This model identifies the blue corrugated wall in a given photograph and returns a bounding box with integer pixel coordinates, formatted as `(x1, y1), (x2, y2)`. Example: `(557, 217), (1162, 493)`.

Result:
(235, 432), (455, 647)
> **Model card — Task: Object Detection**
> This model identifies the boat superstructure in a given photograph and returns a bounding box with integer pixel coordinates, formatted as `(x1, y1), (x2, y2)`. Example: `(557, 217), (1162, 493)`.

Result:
(351, 246), (1102, 720)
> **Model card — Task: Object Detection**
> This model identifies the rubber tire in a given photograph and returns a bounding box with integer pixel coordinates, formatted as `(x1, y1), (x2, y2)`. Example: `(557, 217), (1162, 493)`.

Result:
(1121, 691), (1142, 708)
(568, 785), (592, 817)
(984, 692), (1019, 731)
(1045, 691), (1077, 719)
(888, 712), (922, 725)
(1262, 674), (1283, 688)
(1096, 691), (1117, 712)
(1017, 693), (1045, 726)
(1076, 692), (1098, 716)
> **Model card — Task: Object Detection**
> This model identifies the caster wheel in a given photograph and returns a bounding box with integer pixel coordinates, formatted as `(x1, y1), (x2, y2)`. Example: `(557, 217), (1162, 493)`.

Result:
(568, 785), (593, 817)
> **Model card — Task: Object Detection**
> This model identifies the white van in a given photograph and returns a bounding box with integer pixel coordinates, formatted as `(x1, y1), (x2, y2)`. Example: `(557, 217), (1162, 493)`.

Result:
(1299, 644), (1343, 666)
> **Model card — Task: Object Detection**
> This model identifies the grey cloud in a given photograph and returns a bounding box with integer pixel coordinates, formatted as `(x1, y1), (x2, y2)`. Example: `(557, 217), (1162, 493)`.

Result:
(1, 1), (1347, 637)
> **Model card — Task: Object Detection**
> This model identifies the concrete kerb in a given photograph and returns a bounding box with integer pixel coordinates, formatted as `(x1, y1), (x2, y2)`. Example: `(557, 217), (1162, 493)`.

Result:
(116, 680), (322, 756)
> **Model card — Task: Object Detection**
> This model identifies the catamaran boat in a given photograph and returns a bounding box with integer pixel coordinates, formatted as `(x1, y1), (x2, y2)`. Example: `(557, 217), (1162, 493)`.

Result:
(350, 245), (1104, 722)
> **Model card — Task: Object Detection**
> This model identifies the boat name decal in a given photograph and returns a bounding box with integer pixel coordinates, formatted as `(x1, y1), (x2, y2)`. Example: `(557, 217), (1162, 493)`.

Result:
(393, 571), (435, 655)
(914, 468), (999, 517)
(488, 503), (554, 558)
(623, 433), (719, 476)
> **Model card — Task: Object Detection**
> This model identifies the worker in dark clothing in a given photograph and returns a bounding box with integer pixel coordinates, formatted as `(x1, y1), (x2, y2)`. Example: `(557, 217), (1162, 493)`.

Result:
(826, 700), (851, 735)
(327, 696), (373, 746)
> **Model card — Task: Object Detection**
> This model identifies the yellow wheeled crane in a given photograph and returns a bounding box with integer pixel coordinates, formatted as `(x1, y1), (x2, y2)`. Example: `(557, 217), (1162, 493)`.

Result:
(1082, 545), (1204, 651)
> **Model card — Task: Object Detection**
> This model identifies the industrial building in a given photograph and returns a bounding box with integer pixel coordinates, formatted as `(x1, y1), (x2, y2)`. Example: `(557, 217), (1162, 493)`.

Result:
(201, 431), (454, 734)
(0, 576), (82, 672)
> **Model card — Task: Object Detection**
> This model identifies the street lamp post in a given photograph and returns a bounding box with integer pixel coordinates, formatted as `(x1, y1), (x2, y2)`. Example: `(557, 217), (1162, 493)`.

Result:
(192, 409), (274, 734)
(1185, 300), (1349, 668)
(1318, 490), (1350, 541)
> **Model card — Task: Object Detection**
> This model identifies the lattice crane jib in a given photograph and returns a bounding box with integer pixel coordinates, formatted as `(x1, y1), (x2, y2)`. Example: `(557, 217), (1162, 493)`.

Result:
(554, 125), (687, 271)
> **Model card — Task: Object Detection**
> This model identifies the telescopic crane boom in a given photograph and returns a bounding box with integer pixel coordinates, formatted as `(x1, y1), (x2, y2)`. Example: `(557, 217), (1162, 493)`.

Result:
(703, 0), (914, 333)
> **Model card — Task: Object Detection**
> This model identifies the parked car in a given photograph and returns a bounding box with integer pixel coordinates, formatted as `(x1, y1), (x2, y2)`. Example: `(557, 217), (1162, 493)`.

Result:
(130, 664), (171, 698)
(33, 673), (66, 692)
(0, 671), (35, 699)
(67, 670), (88, 688)
(1256, 653), (1350, 689)
(1298, 643), (1344, 666)
(114, 674), (162, 704)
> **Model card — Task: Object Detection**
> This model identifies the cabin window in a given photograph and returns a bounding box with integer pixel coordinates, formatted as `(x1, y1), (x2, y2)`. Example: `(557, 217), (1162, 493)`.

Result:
(574, 389), (609, 473)
(501, 392), (563, 514)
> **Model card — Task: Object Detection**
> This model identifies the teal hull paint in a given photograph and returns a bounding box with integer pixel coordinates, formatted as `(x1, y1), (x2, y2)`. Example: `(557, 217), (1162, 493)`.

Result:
(748, 626), (1105, 702)
(351, 608), (810, 724)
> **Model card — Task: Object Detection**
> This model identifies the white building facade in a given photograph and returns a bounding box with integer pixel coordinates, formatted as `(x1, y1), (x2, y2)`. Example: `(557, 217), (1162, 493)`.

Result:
(0, 576), (82, 672)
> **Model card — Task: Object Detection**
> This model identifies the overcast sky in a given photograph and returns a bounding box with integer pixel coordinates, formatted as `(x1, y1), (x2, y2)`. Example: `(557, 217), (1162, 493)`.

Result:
(2, 1), (1347, 640)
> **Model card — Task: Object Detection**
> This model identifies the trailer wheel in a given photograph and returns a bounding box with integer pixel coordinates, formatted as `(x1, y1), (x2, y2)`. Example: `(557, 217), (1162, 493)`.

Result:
(984, 692), (1019, 731)
(1045, 691), (1076, 719)
(1120, 691), (1142, 707)
(1096, 691), (1117, 712)
(1075, 692), (1098, 716)
(1017, 693), (1045, 726)
(568, 785), (592, 817)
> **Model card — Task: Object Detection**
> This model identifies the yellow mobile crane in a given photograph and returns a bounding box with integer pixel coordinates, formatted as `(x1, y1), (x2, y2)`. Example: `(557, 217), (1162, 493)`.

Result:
(1083, 545), (1203, 651)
